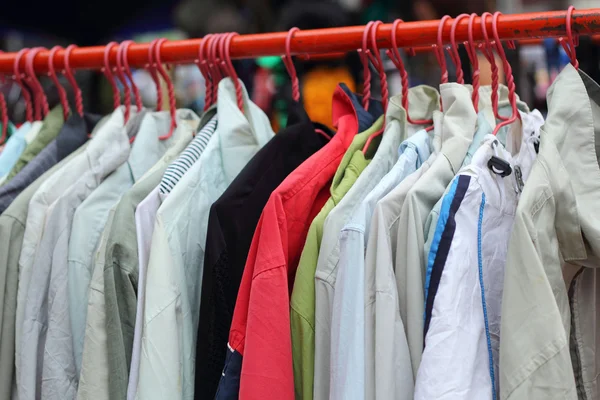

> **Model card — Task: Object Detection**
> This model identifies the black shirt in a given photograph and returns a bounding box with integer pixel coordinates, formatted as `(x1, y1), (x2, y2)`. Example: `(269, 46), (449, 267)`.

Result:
(194, 103), (332, 400)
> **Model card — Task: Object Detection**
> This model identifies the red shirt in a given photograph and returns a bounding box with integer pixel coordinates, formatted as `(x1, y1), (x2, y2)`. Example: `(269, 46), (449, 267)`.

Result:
(226, 87), (360, 400)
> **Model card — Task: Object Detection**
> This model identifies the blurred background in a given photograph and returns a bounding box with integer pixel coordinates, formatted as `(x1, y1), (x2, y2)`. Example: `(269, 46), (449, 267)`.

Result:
(1, 0), (599, 129)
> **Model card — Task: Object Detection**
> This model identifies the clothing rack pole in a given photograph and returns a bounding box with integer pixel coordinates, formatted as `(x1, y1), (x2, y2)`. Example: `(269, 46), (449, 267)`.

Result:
(0, 8), (599, 75)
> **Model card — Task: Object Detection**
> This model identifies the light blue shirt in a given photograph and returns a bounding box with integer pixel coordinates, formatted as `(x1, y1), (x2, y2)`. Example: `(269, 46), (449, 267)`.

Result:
(0, 122), (31, 177)
(134, 78), (274, 400)
(331, 123), (431, 400)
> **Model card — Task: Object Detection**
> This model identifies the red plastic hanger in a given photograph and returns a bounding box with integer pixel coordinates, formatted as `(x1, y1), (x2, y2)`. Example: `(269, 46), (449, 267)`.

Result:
(386, 19), (435, 131)
(466, 13), (481, 111)
(13, 49), (34, 123)
(358, 21), (375, 111)
(63, 45), (84, 117)
(114, 42), (133, 123)
(221, 32), (245, 112)
(362, 20), (389, 155)
(152, 38), (178, 140)
(146, 39), (163, 112)
(0, 50), (8, 145)
(196, 34), (214, 111)
(491, 11), (520, 137)
(209, 34), (225, 106)
(102, 42), (121, 111)
(47, 46), (71, 120)
(479, 12), (507, 123)
(25, 47), (50, 120)
(282, 27), (301, 103)
(449, 14), (469, 85)
(559, 6), (579, 69)
(435, 15), (451, 85)
(281, 27), (330, 140)
(120, 40), (144, 112)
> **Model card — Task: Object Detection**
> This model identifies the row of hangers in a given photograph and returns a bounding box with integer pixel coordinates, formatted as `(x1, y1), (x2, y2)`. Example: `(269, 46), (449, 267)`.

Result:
(0, 8), (580, 153)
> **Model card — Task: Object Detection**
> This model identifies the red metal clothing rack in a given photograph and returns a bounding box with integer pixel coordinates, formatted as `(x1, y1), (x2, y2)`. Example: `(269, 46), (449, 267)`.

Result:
(0, 8), (600, 75)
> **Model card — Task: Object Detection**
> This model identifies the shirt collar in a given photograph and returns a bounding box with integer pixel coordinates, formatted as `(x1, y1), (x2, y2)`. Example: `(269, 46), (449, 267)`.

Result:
(438, 83), (478, 174)
(338, 83), (383, 132)
(216, 78), (275, 182)
(399, 128), (432, 166)
(127, 109), (200, 182)
(541, 64), (600, 261)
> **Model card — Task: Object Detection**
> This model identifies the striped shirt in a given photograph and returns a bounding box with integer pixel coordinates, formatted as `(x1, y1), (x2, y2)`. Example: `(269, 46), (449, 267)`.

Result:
(159, 116), (218, 195)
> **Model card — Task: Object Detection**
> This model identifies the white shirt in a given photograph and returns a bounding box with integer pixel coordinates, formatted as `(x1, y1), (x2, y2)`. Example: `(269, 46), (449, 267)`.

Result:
(415, 112), (541, 400)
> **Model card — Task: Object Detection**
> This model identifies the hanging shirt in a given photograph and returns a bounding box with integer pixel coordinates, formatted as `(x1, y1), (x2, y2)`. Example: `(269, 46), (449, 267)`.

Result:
(421, 89), (532, 283)
(416, 112), (542, 400)
(67, 110), (198, 383)
(391, 83), (477, 380)
(500, 64), (600, 399)
(13, 108), (126, 400)
(135, 78), (274, 400)
(17, 106), (146, 400)
(313, 86), (440, 400)
(0, 113), (99, 214)
(76, 114), (197, 400)
(293, 115), (383, 400)
(0, 122), (32, 177)
(363, 120), (442, 400)
(4, 106), (65, 182)
(216, 86), (362, 400)
(332, 116), (433, 400)
(194, 102), (331, 400)
(128, 112), (213, 400)
(0, 145), (85, 400)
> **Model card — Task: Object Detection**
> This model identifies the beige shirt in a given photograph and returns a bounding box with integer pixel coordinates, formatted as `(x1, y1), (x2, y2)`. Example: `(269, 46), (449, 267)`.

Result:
(500, 64), (600, 399)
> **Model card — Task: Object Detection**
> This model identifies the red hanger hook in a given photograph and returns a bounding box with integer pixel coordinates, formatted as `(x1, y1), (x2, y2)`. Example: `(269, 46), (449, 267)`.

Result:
(197, 34), (214, 110)
(387, 19), (433, 128)
(47, 46), (71, 120)
(359, 21), (375, 111)
(152, 38), (178, 140)
(467, 13), (480, 111)
(25, 47), (50, 120)
(115, 42), (132, 122)
(210, 34), (225, 105)
(63, 45), (84, 117)
(450, 14), (469, 84)
(282, 27), (300, 103)
(559, 6), (579, 69)
(120, 40), (143, 112)
(146, 39), (163, 111)
(0, 50), (8, 145)
(221, 32), (244, 112)
(435, 15), (451, 84)
(491, 11), (520, 137)
(13, 49), (34, 122)
(480, 12), (507, 123)
(367, 20), (388, 112)
(102, 42), (121, 111)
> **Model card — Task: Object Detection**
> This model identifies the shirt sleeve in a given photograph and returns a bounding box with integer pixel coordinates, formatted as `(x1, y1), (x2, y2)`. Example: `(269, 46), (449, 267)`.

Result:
(135, 215), (183, 400)
(330, 226), (366, 400)
(78, 213), (114, 400)
(0, 216), (25, 400)
(500, 209), (576, 399)
(364, 205), (413, 400)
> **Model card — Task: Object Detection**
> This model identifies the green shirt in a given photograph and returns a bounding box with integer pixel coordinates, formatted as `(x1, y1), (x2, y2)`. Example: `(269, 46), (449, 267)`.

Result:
(4, 106), (65, 182)
(290, 116), (384, 400)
